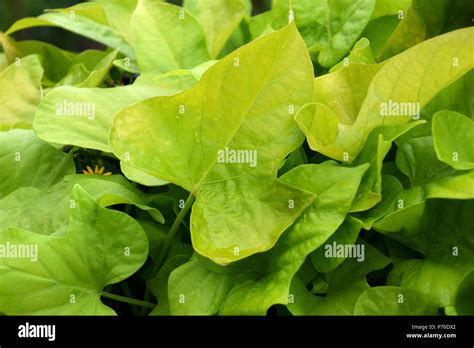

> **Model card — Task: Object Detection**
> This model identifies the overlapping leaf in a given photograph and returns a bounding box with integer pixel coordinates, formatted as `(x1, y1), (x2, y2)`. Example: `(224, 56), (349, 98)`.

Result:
(288, 241), (391, 315)
(0, 129), (75, 198)
(220, 163), (368, 314)
(110, 23), (316, 264)
(5, 2), (134, 57)
(295, 27), (474, 161)
(0, 185), (149, 315)
(131, 0), (210, 74)
(0, 55), (43, 130)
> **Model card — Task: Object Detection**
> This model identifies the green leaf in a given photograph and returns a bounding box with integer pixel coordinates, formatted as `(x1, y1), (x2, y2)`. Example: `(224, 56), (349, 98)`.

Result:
(0, 55), (43, 131)
(5, 4), (134, 57)
(148, 251), (192, 316)
(455, 269), (474, 315)
(120, 162), (169, 187)
(0, 35), (73, 83)
(329, 37), (376, 72)
(296, 27), (474, 161)
(395, 136), (456, 186)
(354, 175), (404, 230)
(57, 49), (118, 88)
(370, 0), (411, 19)
(288, 241), (391, 315)
(0, 130), (75, 198)
(376, 200), (474, 307)
(0, 53), (7, 71)
(362, 15), (401, 57)
(376, 0), (450, 61)
(34, 73), (196, 153)
(0, 184), (148, 315)
(95, 0), (139, 45)
(131, 1), (210, 74)
(375, 5), (425, 61)
(354, 286), (439, 315)
(167, 256), (254, 315)
(349, 121), (424, 212)
(184, 0), (247, 58)
(432, 111), (474, 170)
(276, 0), (376, 67)
(220, 163), (369, 314)
(310, 216), (363, 273)
(110, 24), (316, 264)
(0, 174), (165, 236)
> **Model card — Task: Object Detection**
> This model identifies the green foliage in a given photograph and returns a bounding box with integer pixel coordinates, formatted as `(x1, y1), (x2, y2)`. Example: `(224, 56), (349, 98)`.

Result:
(0, 0), (472, 316)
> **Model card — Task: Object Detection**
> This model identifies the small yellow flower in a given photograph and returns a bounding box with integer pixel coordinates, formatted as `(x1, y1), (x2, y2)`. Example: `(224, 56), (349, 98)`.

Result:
(82, 165), (112, 176)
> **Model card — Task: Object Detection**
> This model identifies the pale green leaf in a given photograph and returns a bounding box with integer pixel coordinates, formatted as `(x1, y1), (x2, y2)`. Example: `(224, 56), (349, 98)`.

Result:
(288, 241), (391, 315)
(273, 0), (376, 67)
(34, 74), (196, 153)
(354, 286), (439, 315)
(184, 0), (247, 58)
(296, 27), (474, 161)
(0, 174), (164, 236)
(0, 185), (148, 315)
(131, 1), (210, 74)
(220, 163), (369, 314)
(0, 129), (75, 198)
(110, 24), (316, 264)
(6, 7), (134, 57)
(167, 257), (254, 315)
(432, 110), (474, 170)
(0, 55), (43, 130)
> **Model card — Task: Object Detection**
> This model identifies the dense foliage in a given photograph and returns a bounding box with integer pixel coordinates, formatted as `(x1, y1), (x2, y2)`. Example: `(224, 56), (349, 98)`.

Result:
(0, 0), (473, 316)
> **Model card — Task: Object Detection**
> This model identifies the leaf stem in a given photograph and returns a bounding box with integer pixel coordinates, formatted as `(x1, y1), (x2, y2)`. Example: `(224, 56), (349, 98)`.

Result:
(140, 289), (153, 316)
(151, 193), (195, 277)
(120, 281), (140, 315)
(101, 291), (156, 309)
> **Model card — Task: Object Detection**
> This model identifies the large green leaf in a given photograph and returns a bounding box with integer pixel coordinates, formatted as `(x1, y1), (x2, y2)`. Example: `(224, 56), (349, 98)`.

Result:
(184, 0), (247, 58)
(370, 0), (411, 19)
(0, 174), (164, 236)
(0, 55), (43, 130)
(5, 3), (134, 57)
(166, 256), (255, 315)
(148, 252), (192, 316)
(375, 0), (449, 61)
(432, 110), (474, 170)
(310, 216), (363, 273)
(349, 121), (424, 212)
(34, 72), (197, 153)
(296, 27), (474, 161)
(272, 0), (376, 67)
(377, 200), (474, 307)
(220, 163), (368, 314)
(95, 0), (139, 45)
(354, 286), (439, 315)
(110, 23), (316, 264)
(0, 35), (73, 84)
(0, 130), (75, 198)
(395, 136), (456, 186)
(131, 1), (210, 74)
(288, 241), (391, 315)
(0, 185), (148, 315)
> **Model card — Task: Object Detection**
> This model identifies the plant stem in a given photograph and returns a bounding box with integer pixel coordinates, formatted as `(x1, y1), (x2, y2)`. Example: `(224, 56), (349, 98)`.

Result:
(101, 291), (156, 309)
(150, 193), (195, 277)
(140, 289), (153, 316)
(120, 281), (140, 315)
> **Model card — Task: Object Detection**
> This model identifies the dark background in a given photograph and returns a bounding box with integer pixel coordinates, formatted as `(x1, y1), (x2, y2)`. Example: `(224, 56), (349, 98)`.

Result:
(0, 0), (272, 52)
